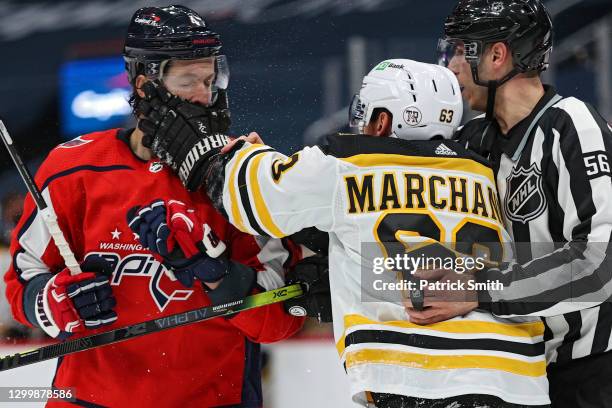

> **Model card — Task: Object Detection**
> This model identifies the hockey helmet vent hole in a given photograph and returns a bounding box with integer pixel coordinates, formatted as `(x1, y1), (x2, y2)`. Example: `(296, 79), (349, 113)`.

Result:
(410, 84), (414, 91)
(412, 94), (417, 102)
(432, 79), (438, 92)
(398, 124), (403, 128)
(451, 83), (456, 95)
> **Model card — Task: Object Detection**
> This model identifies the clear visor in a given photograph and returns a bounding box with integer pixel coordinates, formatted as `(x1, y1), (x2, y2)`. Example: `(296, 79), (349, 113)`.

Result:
(437, 38), (480, 67)
(348, 93), (367, 129)
(159, 55), (230, 106)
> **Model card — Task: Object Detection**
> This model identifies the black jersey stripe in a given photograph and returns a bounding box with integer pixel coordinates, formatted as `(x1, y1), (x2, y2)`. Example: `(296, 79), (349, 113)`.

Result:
(324, 134), (493, 168)
(556, 109), (596, 240)
(567, 242), (612, 301)
(591, 301), (612, 355)
(541, 125), (565, 243)
(40, 165), (133, 191)
(555, 311), (582, 365)
(543, 319), (554, 344)
(345, 329), (544, 357)
(487, 246), (577, 287)
(236, 148), (275, 236)
(509, 123), (536, 262)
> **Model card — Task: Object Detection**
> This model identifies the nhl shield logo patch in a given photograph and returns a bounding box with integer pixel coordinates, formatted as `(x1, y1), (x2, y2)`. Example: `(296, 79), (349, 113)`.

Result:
(504, 163), (547, 223)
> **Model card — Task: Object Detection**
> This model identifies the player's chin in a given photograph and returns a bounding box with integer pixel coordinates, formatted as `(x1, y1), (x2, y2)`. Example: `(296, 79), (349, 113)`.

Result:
(461, 87), (474, 109)
(463, 90), (481, 111)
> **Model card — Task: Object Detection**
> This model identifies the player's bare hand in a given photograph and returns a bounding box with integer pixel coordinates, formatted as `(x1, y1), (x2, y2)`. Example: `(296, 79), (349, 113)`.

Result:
(417, 268), (477, 302)
(406, 301), (477, 325)
(221, 132), (264, 153)
(403, 267), (478, 324)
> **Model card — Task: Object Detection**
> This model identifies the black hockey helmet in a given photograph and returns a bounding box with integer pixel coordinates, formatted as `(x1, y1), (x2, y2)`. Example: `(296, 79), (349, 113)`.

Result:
(123, 5), (227, 86)
(438, 0), (552, 119)
(124, 5), (231, 130)
(439, 0), (553, 85)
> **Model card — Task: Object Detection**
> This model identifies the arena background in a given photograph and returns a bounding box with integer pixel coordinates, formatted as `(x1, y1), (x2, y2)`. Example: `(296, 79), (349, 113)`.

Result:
(0, 0), (610, 406)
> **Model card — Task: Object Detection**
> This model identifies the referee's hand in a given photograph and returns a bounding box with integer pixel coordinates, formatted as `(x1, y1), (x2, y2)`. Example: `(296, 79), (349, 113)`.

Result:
(404, 268), (478, 325)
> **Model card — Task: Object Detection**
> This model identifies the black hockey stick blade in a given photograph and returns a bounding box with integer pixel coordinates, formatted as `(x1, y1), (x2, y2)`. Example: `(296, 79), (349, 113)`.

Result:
(0, 284), (303, 372)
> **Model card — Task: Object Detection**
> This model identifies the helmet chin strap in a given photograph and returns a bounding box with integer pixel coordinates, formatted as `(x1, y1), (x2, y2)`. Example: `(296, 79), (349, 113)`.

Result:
(470, 64), (520, 121)
(486, 80), (498, 121)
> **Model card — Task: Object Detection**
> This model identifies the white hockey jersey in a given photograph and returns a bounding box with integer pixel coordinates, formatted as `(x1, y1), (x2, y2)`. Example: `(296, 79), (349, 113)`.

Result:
(220, 134), (549, 405)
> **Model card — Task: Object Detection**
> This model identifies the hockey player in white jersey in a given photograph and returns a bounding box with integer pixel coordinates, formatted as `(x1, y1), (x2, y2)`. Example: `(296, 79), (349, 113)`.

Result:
(137, 59), (549, 407)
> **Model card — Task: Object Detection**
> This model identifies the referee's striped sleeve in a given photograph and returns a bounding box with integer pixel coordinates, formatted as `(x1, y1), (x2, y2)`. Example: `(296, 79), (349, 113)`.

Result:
(482, 98), (612, 317)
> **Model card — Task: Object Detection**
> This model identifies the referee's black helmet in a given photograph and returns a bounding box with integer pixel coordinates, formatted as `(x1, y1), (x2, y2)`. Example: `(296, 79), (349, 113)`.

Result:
(441, 0), (553, 84)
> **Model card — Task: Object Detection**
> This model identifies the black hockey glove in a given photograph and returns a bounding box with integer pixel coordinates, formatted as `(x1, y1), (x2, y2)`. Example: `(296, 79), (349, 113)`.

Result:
(206, 260), (257, 306)
(289, 227), (329, 255)
(284, 255), (332, 323)
(138, 81), (231, 191)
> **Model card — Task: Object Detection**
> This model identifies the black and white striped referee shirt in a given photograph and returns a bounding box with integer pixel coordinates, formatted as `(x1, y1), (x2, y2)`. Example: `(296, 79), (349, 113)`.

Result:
(456, 85), (612, 367)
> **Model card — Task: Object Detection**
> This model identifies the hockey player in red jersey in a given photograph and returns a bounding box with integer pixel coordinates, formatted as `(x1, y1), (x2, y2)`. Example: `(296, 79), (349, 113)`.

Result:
(4, 5), (303, 407)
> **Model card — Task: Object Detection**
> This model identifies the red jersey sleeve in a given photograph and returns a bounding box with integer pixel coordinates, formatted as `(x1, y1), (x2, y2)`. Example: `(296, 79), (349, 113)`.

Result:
(4, 150), (84, 326)
(224, 224), (304, 343)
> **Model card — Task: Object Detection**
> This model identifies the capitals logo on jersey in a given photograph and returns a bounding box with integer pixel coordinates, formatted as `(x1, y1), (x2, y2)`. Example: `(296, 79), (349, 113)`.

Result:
(85, 251), (193, 312)
(504, 163), (547, 223)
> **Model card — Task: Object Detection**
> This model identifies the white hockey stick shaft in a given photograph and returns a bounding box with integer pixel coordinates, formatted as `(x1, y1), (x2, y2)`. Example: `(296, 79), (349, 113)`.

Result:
(0, 120), (81, 275)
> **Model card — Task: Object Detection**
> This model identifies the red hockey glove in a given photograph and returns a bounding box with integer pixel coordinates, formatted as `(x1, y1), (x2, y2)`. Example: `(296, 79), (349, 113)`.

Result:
(127, 199), (228, 288)
(35, 255), (117, 338)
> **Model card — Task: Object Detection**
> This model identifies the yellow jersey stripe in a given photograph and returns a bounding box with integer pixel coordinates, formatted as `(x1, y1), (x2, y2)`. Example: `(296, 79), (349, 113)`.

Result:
(228, 144), (265, 233)
(345, 349), (546, 377)
(336, 314), (544, 355)
(340, 154), (495, 185)
(249, 152), (286, 238)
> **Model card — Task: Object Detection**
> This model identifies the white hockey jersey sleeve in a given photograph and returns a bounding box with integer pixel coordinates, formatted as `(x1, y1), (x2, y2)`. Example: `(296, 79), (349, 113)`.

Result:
(221, 143), (338, 238)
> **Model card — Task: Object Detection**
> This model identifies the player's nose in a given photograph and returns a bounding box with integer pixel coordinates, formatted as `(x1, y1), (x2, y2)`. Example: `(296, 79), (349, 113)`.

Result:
(189, 85), (212, 106)
(448, 56), (461, 75)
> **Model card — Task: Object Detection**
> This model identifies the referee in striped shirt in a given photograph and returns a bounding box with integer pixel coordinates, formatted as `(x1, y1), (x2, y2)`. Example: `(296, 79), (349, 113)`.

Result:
(407, 1), (612, 406)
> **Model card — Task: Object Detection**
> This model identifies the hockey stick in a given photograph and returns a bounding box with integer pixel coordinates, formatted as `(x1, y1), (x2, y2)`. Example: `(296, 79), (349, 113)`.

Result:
(0, 283), (303, 371)
(0, 120), (81, 275)
(0, 121), (304, 371)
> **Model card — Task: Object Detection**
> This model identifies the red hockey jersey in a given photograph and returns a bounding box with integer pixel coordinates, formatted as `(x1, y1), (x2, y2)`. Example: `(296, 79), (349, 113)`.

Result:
(4, 129), (304, 407)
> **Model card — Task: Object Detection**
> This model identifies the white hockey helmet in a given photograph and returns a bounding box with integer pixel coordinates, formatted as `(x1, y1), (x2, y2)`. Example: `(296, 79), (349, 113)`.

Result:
(349, 59), (462, 140)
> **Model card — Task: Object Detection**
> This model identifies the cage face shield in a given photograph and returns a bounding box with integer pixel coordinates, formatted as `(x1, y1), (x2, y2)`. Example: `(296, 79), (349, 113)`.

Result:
(159, 55), (229, 107)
